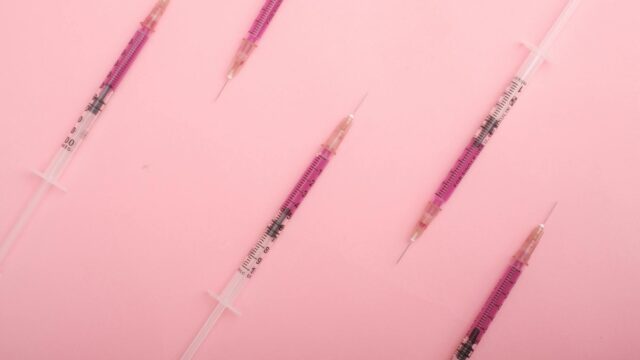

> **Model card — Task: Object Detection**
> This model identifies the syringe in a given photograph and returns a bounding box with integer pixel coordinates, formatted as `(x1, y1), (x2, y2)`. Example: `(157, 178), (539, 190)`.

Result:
(452, 203), (557, 360)
(0, 0), (170, 268)
(179, 96), (367, 360)
(215, 0), (285, 100)
(397, 0), (581, 263)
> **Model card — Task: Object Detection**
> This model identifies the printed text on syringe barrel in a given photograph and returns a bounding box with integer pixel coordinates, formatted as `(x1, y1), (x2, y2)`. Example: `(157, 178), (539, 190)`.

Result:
(247, 0), (284, 42)
(435, 77), (526, 203)
(238, 148), (331, 279)
(46, 27), (151, 182)
(453, 260), (524, 360)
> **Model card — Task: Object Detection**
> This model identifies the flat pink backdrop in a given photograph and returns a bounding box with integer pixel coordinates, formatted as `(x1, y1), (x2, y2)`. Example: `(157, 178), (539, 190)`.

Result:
(0, 0), (638, 359)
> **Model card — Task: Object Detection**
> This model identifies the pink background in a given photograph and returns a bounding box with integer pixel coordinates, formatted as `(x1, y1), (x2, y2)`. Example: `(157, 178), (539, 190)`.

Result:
(0, 0), (639, 359)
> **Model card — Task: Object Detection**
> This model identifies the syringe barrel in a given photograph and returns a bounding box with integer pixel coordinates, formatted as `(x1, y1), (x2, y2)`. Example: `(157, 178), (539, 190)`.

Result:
(433, 73), (526, 207)
(281, 115), (355, 213)
(182, 110), (357, 357)
(453, 223), (548, 359)
(237, 147), (332, 279)
(43, 0), (168, 183)
(42, 85), (114, 183)
(223, 148), (332, 351)
(453, 261), (524, 360)
(281, 149), (332, 216)
(237, 209), (292, 279)
(103, 0), (170, 88)
(439, 0), (581, 228)
(237, 117), (353, 279)
(0, 0), (168, 268)
(435, 141), (483, 203)
(284, 115), (357, 215)
(408, 140), (483, 245)
(101, 28), (150, 90)
(247, 0), (285, 42)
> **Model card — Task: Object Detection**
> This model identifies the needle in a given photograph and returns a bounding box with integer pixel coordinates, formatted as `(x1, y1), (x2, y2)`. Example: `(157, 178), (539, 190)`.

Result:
(350, 93), (369, 117)
(542, 201), (558, 226)
(396, 241), (413, 264)
(396, 202), (559, 265)
(214, 76), (231, 102)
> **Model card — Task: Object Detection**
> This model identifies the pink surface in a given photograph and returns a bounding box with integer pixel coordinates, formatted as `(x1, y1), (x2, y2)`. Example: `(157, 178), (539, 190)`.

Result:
(0, 0), (639, 359)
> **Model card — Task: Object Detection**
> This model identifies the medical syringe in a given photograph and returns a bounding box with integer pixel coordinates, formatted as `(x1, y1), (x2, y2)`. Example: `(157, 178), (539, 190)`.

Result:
(179, 96), (367, 360)
(0, 0), (170, 268)
(452, 203), (557, 360)
(215, 0), (285, 100)
(397, 0), (581, 263)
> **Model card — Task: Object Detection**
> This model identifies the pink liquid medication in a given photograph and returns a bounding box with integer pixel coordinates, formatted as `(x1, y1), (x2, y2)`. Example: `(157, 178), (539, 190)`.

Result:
(179, 96), (367, 360)
(396, 0), (582, 263)
(215, 0), (285, 100)
(452, 203), (557, 360)
(0, 0), (170, 269)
